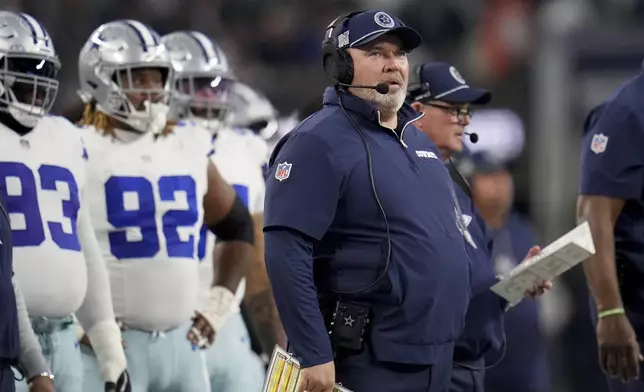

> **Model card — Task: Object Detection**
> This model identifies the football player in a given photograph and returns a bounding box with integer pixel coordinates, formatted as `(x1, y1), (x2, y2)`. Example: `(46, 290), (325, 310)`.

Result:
(0, 10), (129, 392)
(162, 31), (284, 392)
(76, 20), (254, 392)
(227, 82), (279, 143)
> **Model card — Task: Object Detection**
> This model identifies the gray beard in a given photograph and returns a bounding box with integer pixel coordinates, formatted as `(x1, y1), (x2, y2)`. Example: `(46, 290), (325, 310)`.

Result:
(353, 85), (407, 114)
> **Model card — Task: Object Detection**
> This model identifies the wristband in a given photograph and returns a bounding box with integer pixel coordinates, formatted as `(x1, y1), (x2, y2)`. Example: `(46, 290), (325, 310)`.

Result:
(598, 308), (626, 319)
(28, 372), (54, 385)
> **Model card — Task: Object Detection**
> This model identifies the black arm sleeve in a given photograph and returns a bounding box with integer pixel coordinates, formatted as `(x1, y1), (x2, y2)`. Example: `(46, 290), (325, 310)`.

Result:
(208, 194), (255, 244)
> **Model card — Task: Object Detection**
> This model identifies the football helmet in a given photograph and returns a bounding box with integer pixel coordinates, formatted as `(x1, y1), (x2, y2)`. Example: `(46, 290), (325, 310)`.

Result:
(227, 82), (278, 140)
(78, 19), (173, 133)
(162, 31), (235, 133)
(0, 11), (60, 128)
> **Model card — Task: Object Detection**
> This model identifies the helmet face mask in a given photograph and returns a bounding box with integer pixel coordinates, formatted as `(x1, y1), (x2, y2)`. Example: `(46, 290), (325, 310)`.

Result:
(78, 20), (174, 133)
(109, 65), (171, 116)
(0, 12), (61, 128)
(173, 74), (234, 130)
(162, 31), (236, 133)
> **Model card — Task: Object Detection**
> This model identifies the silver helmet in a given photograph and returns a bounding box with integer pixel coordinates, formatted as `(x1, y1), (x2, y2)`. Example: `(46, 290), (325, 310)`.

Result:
(0, 11), (60, 128)
(162, 31), (235, 133)
(228, 82), (278, 140)
(78, 19), (173, 133)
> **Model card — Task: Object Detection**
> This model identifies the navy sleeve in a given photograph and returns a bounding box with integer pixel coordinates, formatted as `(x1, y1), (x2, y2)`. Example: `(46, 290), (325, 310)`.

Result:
(580, 102), (644, 199)
(264, 228), (333, 367)
(264, 132), (342, 240)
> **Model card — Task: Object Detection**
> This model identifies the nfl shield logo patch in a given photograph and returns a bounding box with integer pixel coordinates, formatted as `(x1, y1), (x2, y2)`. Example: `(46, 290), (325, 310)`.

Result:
(275, 162), (292, 181)
(590, 133), (608, 154)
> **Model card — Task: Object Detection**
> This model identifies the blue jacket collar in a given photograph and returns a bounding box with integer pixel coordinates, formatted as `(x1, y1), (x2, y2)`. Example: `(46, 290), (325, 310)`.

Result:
(322, 87), (423, 127)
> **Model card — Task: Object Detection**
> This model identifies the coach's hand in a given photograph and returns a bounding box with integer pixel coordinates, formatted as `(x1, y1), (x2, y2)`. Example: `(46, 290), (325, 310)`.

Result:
(29, 375), (55, 392)
(597, 314), (643, 382)
(519, 246), (554, 298)
(297, 361), (335, 392)
(187, 312), (215, 349)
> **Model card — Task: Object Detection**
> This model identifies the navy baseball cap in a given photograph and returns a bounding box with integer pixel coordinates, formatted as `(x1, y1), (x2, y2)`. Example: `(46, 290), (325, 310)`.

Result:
(407, 62), (491, 104)
(330, 10), (422, 51)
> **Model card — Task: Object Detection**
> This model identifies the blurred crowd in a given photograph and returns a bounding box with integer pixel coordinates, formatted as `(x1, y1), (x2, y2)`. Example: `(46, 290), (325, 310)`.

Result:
(6, 0), (644, 390)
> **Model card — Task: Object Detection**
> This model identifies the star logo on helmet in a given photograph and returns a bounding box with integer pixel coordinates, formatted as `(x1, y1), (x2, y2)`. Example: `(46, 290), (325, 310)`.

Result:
(374, 12), (395, 29)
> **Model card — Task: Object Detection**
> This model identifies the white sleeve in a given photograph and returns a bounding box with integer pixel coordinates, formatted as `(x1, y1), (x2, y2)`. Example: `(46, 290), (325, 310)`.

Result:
(182, 124), (214, 158)
(252, 179), (265, 215)
(12, 277), (48, 378)
(74, 203), (115, 330)
(75, 201), (128, 383)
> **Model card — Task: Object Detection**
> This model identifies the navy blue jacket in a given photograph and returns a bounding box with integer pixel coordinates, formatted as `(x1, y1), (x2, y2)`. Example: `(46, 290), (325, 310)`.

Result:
(0, 194), (18, 361)
(264, 88), (472, 367)
(579, 73), (644, 333)
(450, 181), (506, 363)
(485, 213), (549, 391)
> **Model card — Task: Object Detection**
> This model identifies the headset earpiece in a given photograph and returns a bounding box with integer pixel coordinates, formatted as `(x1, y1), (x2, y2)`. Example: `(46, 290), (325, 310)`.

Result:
(320, 11), (364, 86)
(408, 64), (430, 101)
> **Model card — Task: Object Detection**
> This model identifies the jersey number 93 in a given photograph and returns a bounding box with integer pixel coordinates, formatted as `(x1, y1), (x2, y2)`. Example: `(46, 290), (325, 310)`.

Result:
(0, 162), (81, 251)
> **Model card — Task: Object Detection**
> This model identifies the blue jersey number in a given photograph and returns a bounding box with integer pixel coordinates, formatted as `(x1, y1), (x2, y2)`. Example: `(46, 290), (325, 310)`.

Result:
(197, 184), (249, 261)
(0, 162), (81, 251)
(105, 175), (199, 260)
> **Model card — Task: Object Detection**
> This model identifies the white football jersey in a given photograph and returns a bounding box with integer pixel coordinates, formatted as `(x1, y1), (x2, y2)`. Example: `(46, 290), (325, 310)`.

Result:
(190, 125), (267, 310)
(82, 125), (212, 331)
(0, 116), (90, 317)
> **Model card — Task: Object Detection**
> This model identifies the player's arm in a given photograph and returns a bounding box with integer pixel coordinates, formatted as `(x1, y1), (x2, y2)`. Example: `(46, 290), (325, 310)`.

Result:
(75, 204), (128, 386)
(195, 161), (254, 341)
(12, 276), (50, 383)
(577, 196), (625, 311)
(577, 101), (644, 381)
(577, 103), (642, 312)
(242, 211), (287, 354)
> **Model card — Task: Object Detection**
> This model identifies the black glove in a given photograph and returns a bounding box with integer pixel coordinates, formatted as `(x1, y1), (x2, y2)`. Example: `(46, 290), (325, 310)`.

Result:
(105, 370), (131, 392)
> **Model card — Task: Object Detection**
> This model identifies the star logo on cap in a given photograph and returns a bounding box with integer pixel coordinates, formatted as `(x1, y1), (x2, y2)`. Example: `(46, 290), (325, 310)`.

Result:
(374, 12), (395, 28)
(450, 66), (466, 85)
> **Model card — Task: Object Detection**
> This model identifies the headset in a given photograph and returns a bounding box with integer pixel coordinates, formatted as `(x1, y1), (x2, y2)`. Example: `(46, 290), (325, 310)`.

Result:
(406, 64), (430, 101)
(321, 11), (365, 86)
(408, 63), (479, 143)
(319, 11), (393, 296)
(321, 11), (390, 94)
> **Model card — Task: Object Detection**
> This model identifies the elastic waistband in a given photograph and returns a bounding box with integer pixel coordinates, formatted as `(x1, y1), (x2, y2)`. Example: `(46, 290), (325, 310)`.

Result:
(117, 319), (182, 335)
(30, 316), (74, 335)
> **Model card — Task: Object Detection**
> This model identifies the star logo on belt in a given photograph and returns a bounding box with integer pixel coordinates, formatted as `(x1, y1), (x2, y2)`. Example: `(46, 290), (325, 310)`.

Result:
(344, 315), (355, 328)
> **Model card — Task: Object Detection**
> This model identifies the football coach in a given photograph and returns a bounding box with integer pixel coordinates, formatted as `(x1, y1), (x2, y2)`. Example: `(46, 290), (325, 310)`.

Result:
(263, 10), (473, 392)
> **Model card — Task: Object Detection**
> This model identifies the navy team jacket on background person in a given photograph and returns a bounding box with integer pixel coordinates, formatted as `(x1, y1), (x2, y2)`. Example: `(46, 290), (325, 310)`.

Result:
(450, 181), (505, 368)
(0, 194), (19, 366)
(579, 72), (644, 390)
(484, 213), (549, 392)
(263, 87), (472, 368)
